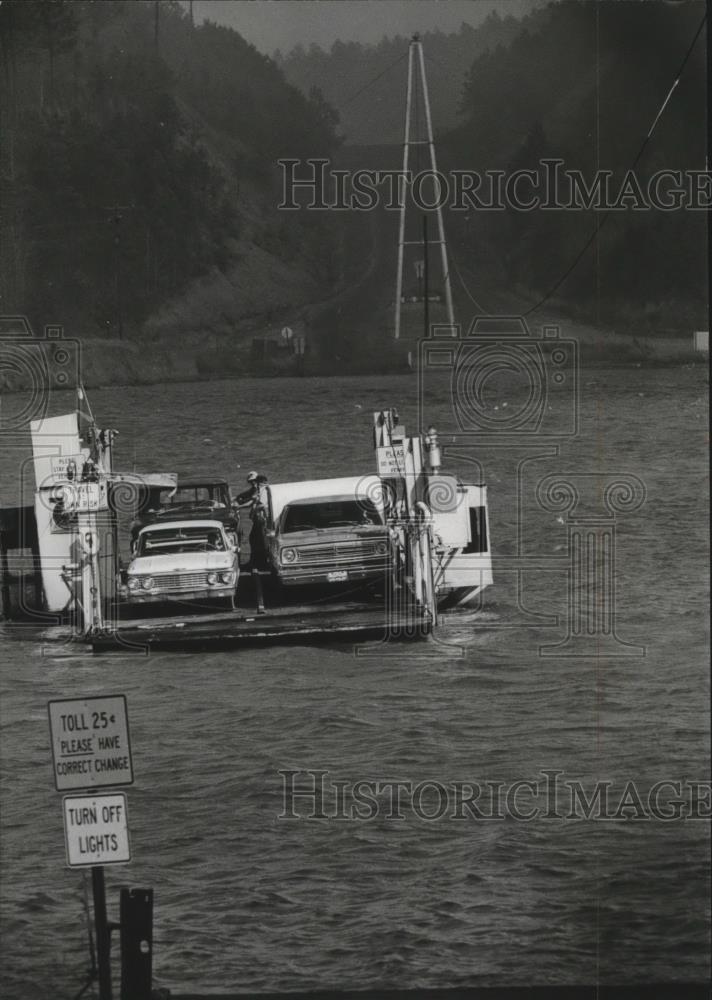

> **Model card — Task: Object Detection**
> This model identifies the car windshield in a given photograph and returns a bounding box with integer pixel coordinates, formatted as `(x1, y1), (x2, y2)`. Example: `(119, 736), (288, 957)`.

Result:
(138, 527), (226, 555)
(147, 485), (227, 510)
(281, 499), (383, 533)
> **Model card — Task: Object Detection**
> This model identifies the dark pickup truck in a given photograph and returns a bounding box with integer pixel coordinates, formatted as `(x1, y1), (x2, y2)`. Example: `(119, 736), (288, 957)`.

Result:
(260, 476), (394, 589)
(129, 477), (240, 551)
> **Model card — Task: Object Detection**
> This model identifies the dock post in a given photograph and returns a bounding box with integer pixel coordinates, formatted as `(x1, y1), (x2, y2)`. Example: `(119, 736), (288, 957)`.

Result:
(32, 550), (44, 612)
(0, 539), (10, 619)
(252, 568), (266, 614)
(412, 503), (437, 630)
(92, 866), (113, 1000)
(120, 888), (153, 1000)
(77, 510), (104, 633)
(418, 513), (438, 629)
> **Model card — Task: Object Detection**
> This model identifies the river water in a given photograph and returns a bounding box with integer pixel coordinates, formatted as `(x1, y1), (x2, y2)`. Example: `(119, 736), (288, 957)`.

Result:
(0, 363), (709, 996)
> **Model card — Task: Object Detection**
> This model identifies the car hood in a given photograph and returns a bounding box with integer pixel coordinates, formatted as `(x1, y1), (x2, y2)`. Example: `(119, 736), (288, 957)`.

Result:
(275, 525), (388, 547)
(128, 552), (236, 575)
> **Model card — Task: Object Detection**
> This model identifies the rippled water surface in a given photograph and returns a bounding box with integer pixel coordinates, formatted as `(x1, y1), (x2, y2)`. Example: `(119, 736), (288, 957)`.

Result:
(0, 366), (709, 997)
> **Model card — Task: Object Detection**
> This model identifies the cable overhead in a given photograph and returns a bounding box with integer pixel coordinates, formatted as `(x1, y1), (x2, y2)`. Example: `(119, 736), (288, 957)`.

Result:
(449, 245), (488, 314)
(523, 10), (707, 317)
(393, 36), (456, 339)
(424, 50), (468, 90)
(419, 50), (487, 316)
(339, 50), (409, 109)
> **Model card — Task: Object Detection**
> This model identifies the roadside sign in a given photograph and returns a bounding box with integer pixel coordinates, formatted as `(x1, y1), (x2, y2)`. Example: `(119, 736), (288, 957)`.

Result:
(63, 793), (131, 867)
(693, 330), (709, 353)
(48, 695), (133, 791)
(376, 444), (406, 476)
(62, 481), (104, 512)
(34, 452), (85, 486)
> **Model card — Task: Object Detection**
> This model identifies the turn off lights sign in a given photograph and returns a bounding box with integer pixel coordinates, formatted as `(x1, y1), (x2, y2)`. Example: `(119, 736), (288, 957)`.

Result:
(63, 793), (131, 867)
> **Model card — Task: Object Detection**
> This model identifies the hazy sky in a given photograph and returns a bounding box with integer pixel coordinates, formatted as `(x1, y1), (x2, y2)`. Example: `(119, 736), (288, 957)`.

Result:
(188, 1), (541, 56)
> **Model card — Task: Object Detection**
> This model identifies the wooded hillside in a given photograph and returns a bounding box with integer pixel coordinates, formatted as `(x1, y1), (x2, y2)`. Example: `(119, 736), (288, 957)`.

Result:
(0, 0), (343, 338)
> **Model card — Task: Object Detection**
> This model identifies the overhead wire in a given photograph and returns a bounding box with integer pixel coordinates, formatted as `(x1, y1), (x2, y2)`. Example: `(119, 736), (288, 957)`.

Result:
(423, 16), (706, 318)
(424, 49), (469, 91)
(415, 48), (485, 314)
(423, 51), (488, 314)
(338, 50), (409, 110)
(522, 10), (707, 317)
(449, 246), (488, 314)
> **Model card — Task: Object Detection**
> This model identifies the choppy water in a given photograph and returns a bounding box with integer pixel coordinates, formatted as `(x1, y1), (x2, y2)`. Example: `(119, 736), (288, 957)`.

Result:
(0, 364), (709, 997)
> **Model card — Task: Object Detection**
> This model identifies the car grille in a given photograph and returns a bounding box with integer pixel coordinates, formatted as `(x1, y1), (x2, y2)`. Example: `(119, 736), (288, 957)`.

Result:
(153, 572), (208, 591)
(294, 540), (387, 567)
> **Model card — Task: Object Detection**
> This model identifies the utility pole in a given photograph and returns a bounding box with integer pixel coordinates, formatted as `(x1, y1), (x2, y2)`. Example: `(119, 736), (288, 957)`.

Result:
(394, 39), (413, 342)
(154, 1), (160, 54)
(423, 214), (430, 340)
(394, 34), (455, 340)
(110, 210), (123, 341)
(105, 205), (132, 340)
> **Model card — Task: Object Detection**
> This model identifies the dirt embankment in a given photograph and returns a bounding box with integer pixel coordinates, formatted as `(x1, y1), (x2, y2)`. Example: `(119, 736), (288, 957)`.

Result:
(72, 316), (712, 389)
(0, 316), (705, 396)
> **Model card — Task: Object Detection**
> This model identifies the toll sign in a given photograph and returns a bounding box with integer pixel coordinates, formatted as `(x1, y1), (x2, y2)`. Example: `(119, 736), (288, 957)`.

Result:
(48, 695), (133, 791)
(63, 793), (131, 867)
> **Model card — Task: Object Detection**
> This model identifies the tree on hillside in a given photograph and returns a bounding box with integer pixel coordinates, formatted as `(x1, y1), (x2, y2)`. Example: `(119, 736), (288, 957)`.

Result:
(0, 0), (343, 334)
(277, 14), (528, 145)
(447, 0), (706, 325)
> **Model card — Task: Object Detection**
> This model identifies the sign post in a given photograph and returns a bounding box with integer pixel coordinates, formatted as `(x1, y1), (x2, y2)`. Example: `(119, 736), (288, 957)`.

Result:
(93, 866), (112, 1000)
(49, 696), (135, 1000)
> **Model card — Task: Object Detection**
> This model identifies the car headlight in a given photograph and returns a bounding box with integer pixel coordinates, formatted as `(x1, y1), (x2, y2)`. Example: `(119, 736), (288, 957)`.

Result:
(375, 540), (388, 555)
(281, 547), (297, 564)
(127, 577), (140, 591)
(207, 572), (218, 585)
(141, 577), (154, 590)
(219, 571), (236, 585)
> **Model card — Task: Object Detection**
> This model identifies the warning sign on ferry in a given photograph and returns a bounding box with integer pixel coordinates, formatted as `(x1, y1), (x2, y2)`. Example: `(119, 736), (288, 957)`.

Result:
(63, 793), (131, 867)
(48, 695), (133, 791)
(376, 444), (406, 476)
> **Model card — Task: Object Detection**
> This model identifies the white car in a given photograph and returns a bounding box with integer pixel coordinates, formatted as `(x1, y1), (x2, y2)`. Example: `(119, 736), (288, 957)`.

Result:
(125, 519), (239, 609)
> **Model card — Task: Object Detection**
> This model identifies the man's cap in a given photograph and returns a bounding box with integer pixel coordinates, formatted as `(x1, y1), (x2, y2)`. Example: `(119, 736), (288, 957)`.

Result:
(247, 471), (258, 481)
